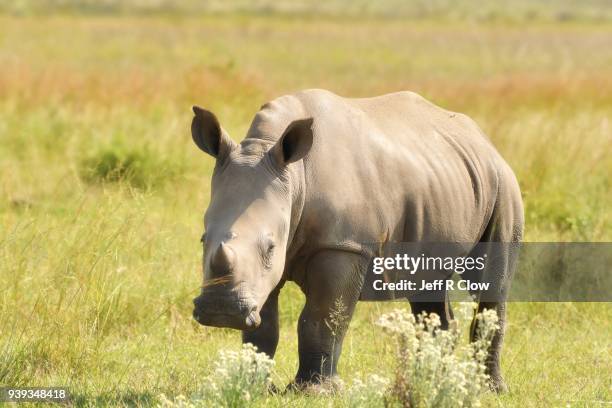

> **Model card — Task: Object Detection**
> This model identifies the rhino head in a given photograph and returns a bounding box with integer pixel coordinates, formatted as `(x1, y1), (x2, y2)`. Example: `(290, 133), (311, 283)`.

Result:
(190, 106), (313, 331)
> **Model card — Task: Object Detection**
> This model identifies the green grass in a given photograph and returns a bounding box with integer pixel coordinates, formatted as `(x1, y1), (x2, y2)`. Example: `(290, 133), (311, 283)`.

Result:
(0, 8), (610, 407)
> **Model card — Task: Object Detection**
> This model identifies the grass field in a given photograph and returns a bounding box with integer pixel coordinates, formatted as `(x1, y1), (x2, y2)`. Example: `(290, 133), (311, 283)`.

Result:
(0, 4), (611, 407)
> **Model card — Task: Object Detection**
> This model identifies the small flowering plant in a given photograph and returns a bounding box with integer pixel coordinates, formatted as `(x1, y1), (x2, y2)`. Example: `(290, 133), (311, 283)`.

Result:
(377, 304), (499, 408)
(346, 373), (391, 407)
(158, 343), (274, 408)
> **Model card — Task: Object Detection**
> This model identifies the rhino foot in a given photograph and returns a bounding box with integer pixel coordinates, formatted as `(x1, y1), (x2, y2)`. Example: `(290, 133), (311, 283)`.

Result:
(284, 376), (344, 395)
(489, 376), (508, 394)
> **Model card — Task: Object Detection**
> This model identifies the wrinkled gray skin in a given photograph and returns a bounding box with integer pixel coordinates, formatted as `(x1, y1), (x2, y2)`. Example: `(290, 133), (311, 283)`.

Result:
(191, 89), (523, 392)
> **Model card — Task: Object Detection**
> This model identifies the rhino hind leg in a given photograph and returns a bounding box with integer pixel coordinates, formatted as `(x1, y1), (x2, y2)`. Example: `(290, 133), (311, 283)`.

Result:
(409, 290), (454, 330)
(467, 176), (523, 394)
(290, 250), (364, 389)
(469, 300), (508, 393)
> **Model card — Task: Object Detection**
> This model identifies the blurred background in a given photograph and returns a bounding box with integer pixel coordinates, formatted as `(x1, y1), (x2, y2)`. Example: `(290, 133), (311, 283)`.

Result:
(0, 1), (610, 405)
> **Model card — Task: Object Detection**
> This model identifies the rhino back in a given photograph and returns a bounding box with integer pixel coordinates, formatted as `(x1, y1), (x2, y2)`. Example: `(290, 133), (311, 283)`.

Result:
(249, 89), (511, 254)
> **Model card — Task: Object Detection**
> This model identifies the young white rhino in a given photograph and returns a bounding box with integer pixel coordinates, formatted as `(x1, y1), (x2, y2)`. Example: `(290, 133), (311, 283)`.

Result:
(191, 89), (523, 392)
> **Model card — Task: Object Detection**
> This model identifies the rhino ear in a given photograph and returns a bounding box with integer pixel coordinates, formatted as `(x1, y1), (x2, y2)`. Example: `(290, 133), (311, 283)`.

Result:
(191, 106), (235, 159)
(271, 118), (314, 166)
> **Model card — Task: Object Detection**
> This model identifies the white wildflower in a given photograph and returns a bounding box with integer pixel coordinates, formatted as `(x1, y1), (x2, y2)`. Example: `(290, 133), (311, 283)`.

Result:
(158, 343), (274, 407)
(346, 373), (390, 407)
(376, 307), (498, 408)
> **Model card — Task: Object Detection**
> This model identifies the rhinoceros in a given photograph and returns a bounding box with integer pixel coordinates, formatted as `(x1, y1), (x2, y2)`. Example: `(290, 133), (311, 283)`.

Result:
(191, 89), (523, 392)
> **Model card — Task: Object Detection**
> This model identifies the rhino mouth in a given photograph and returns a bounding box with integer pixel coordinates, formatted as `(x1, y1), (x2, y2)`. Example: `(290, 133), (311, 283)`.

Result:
(193, 308), (261, 331)
(192, 292), (261, 331)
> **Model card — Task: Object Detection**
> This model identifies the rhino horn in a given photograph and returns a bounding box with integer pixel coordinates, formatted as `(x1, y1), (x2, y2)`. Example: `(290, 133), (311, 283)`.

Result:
(212, 242), (235, 272)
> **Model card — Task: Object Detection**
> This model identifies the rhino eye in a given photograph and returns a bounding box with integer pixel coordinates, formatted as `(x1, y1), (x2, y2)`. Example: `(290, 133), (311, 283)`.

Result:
(261, 241), (275, 268)
(266, 242), (275, 256)
(200, 233), (207, 243)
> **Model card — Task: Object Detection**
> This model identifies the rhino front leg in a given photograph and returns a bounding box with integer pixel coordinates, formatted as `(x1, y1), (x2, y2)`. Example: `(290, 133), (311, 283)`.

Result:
(293, 250), (363, 387)
(242, 285), (281, 358)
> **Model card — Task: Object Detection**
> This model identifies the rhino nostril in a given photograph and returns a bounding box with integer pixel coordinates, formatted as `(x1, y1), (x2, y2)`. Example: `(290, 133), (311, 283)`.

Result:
(193, 296), (203, 307)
